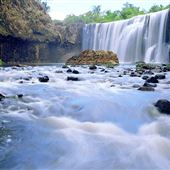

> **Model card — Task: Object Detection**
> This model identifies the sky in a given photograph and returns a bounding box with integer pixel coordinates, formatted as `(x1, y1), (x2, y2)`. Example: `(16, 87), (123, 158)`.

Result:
(47, 0), (170, 20)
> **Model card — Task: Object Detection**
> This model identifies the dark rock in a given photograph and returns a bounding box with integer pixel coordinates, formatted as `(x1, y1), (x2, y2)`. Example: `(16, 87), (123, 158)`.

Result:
(72, 70), (79, 74)
(143, 70), (154, 75)
(66, 69), (72, 73)
(17, 94), (23, 98)
(23, 77), (31, 81)
(155, 99), (170, 115)
(136, 70), (144, 75)
(38, 76), (49, 83)
(132, 84), (140, 88)
(55, 70), (63, 73)
(162, 65), (170, 72)
(118, 75), (122, 77)
(0, 94), (5, 101)
(89, 65), (97, 70)
(138, 86), (155, 91)
(100, 69), (105, 72)
(155, 74), (166, 80)
(142, 75), (149, 80)
(146, 76), (159, 83)
(130, 72), (139, 77)
(143, 82), (157, 87)
(62, 65), (69, 69)
(67, 77), (79, 81)
(123, 71), (127, 75)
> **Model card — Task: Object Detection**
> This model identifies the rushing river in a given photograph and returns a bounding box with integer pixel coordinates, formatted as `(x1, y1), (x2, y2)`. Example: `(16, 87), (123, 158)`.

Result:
(0, 64), (170, 169)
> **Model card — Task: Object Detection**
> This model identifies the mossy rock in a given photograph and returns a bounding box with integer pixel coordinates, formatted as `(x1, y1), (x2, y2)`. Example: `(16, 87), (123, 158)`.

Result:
(136, 63), (157, 70)
(66, 50), (119, 65)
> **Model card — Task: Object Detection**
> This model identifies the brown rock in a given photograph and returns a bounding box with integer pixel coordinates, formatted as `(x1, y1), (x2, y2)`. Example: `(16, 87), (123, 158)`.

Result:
(66, 50), (119, 65)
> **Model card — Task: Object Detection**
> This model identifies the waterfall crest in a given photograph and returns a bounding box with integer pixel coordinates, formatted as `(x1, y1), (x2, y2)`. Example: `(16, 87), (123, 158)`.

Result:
(82, 9), (170, 63)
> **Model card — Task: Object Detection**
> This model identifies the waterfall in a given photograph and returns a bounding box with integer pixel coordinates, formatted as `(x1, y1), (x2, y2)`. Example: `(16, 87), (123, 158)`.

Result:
(82, 9), (170, 63)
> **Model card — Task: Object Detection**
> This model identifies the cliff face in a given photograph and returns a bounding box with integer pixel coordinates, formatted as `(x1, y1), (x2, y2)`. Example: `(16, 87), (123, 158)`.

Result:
(0, 0), (82, 63)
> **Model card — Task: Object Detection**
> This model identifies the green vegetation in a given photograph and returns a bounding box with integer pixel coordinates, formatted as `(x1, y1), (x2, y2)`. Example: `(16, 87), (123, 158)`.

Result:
(58, 3), (170, 24)
(0, 59), (4, 66)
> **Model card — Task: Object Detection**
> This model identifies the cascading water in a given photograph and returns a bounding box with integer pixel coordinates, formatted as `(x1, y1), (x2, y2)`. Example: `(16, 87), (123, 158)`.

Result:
(82, 9), (170, 63)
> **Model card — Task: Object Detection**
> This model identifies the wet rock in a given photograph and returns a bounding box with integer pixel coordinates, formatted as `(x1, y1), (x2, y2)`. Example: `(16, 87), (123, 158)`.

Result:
(17, 94), (23, 98)
(138, 86), (155, 91)
(162, 65), (170, 72)
(19, 81), (24, 84)
(155, 99), (170, 115)
(67, 77), (79, 81)
(132, 84), (140, 88)
(100, 69), (105, 72)
(123, 71), (127, 75)
(23, 77), (31, 81)
(89, 65), (97, 70)
(72, 70), (79, 74)
(55, 70), (63, 73)
(143, 82), (157, 87)
(142, 75), (149, 80)
(66, 69), (72, 73)
(62, 65), (69, 69)
(0, 94), (5, 101)
(130, 72), (140, 77)
(143, 70), (154, 75)
(155, 74), (166, 80)
(38, 76), (49, 83)
(146, 76), (159, 83)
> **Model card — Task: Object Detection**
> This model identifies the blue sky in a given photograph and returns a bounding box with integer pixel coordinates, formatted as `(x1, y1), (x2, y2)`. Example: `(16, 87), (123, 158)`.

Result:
(48, 0), (170, 20)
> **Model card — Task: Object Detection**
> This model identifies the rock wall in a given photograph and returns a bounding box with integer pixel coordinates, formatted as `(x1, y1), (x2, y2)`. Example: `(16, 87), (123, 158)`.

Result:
(0, 0), (83, 64)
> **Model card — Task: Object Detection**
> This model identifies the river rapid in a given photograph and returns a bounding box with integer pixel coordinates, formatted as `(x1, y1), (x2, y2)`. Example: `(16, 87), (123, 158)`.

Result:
(0, 64), (170, 169)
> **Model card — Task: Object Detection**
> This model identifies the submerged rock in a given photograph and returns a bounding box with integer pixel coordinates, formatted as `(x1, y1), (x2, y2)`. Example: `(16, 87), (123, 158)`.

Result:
(89, 65), (97, 70)
(0, 94), (6, 101)
(17, 94), (23, 98)
(67, 77), (79, 81)
(155, 74), (166, 79)
(146, 76), (159, 83)
(66, 69), (72, 73)
(72, 70), (79, 74)
(142, 75), (149, 80)
(155, 99), (170, 115)
(62, 65), (69, 69)
(138, 86), (155, 91)
(66, 50), (119, 65)
(143, 82), (157, 88)
(38, 76), (49, 83)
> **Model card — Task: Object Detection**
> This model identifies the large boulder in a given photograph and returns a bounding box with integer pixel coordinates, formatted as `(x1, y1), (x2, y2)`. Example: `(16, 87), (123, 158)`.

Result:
(154, 99), (170, 115)
(66, 50), (119, 65)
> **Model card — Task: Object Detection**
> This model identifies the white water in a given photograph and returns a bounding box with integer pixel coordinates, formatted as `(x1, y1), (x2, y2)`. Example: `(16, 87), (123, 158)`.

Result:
(83, 9), (170, 63)
(0, 65), (170, 169)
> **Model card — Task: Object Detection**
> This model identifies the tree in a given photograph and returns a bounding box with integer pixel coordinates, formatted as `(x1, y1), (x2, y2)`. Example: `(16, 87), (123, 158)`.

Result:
(120, 2), (144, 19)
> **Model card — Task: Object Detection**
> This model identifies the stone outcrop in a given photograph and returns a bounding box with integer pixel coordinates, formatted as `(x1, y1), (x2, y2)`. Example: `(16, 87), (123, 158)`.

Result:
(66, 50), (119, 65)
(0, 0), (60, 42)
(0, 0), (83, 64)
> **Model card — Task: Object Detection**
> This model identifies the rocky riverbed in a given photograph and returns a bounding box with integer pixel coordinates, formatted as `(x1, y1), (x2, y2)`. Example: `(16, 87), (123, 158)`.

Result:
(0, 64), (170, 169)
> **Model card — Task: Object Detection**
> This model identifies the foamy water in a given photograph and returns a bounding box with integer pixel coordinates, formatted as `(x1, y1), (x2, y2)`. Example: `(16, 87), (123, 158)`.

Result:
(0, 65), (170, 169)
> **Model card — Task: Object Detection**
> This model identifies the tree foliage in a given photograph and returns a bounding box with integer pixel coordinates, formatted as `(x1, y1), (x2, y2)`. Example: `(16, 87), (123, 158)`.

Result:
(61, 3), (170, 24)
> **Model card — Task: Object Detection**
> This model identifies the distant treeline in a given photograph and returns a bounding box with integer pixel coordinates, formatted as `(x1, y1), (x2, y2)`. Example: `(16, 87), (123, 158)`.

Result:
(54, 3), (170, 25)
